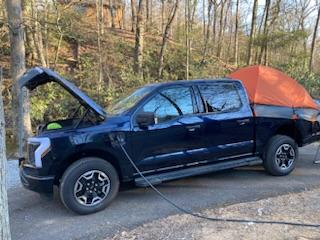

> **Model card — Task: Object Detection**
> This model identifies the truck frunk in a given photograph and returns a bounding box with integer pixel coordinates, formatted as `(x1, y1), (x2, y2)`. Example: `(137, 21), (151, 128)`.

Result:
(18, 66), (320, 215)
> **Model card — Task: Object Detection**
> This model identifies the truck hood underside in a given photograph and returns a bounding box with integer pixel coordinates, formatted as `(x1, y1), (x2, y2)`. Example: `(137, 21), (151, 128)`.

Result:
(18, 67), (107, 118)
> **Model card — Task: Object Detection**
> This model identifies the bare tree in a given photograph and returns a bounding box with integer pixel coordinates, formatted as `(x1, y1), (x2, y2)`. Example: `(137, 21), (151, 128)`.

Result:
(161, 0), (165, 33)
(0, 67), (11, 240)
(201, 0), (213, 63)
(109, 0), (115, 28)
(247, 0), (258, 65)
(32, 0), (47, 67)
(185, 0), (190, 79)
(295, 0), (313, 68)
(212, 0), (219, 46)
(216, 0), (226, 58)
(22, 0), (37, 65)
(309, 2), (320, 71)
(96, 0), (104, 96)
(43, 0), (49, 66)
(134, 0), (146, 76)
(131, 0), (137, 32)
(233, 0), (239, 66)
(258, 0), (271, 64)
(202, 0), (206, 37)
(146, 0), (150, 30)
(6, 0), (32, 158)
(158, 0), (179, 78)
(189, 0), (198, 30)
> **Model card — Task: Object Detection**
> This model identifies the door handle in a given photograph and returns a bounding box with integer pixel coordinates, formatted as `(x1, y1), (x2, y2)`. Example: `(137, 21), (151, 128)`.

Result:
(186, 125), (201, 132)
(237, 118), (250, 125)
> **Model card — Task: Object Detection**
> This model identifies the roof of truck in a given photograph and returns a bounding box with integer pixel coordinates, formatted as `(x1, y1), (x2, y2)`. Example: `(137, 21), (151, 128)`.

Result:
(146, 78), (238, 87)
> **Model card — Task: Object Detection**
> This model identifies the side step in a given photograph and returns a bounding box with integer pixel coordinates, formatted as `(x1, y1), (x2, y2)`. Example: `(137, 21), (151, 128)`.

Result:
(135, 157), (262, 187)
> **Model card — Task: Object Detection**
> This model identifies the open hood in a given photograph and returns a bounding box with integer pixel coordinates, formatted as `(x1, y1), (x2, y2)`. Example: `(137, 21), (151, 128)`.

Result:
(18, 67), (107, 118)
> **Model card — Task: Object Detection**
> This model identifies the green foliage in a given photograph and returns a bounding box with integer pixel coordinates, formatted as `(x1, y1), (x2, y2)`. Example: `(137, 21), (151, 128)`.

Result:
(277, 61), (320, 98)
(30, 82), (79, 125)
(254, 30), (307, 49)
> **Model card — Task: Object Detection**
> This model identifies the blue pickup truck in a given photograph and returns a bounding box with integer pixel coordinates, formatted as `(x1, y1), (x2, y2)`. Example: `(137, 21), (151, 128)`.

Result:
(19, 67), (320, 214)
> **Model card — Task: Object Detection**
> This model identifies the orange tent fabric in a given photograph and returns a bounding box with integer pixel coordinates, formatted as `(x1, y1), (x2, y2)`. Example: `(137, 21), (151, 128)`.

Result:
(228, 65), (318, 110)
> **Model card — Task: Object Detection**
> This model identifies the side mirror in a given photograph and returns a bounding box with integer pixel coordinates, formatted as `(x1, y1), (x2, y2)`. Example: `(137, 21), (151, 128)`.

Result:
(136, 112), (155, 129)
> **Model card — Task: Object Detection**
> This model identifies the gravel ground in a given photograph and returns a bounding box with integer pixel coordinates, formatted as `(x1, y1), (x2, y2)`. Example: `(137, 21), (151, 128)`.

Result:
(6, 159), (21, 189)
(109, 188), (320, 240)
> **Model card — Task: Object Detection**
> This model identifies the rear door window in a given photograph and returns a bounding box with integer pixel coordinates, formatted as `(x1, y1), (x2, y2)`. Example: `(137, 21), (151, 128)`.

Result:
(198, 83), (242, 113)
(139, 86), (194, 124)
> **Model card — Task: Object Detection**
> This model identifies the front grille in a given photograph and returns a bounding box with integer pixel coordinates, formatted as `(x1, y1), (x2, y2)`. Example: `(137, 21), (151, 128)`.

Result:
(27, 143), (40, 166)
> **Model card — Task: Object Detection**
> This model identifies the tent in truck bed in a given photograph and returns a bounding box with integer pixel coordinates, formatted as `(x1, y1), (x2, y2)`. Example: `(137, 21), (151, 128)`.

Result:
(228, 65), (319, 122)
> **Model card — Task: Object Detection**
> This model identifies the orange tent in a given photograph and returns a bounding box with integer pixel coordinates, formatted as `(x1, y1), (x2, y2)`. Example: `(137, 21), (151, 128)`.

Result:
(228, 65), (318, 110)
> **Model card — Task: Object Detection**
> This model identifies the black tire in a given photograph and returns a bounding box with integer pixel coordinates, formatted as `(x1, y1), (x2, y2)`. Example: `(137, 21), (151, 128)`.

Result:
(263, 135), (298, 176)
(59, 157), (119, 215)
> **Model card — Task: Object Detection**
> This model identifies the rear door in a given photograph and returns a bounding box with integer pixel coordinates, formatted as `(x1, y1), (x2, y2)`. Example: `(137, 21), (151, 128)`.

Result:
(196, 81), (255, 161)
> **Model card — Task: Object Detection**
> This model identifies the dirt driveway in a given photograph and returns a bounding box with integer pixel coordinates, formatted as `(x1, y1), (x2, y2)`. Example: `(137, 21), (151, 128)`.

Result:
(110, 188), (320, 240)
(8, 143), (320, 240)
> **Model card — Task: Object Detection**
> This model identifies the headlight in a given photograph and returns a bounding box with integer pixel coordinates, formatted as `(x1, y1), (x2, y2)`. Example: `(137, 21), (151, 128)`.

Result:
(27, 137), (51, 168)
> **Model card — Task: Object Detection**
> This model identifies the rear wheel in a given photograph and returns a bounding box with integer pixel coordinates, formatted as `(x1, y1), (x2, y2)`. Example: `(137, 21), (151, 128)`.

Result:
(59, 157), (119, 215)
(263, 135), (298, 176)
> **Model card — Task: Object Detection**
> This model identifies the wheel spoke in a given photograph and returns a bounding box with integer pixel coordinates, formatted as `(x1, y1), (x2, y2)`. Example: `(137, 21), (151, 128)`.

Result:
(74, 170), (111, 206)
(274, 143), (295, 170)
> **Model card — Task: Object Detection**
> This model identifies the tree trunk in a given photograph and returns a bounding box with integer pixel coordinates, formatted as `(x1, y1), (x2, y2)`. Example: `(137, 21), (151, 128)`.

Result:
(146, 0), (149, 30)
(109, 0), (115, 28)
(53, 33), (63, 69)
(158, 0), (179, 78)
(309, 4), (320, 71)
(216, 0), (226, 58)
(258, 0), (270, 64)
(0, 67), (11, 240)
(202, 0), (206, 38)
(254, 4), (267, 63)
(185, 0), (190, 79)
(247, 0), (258, 65)
(96, 0), (104, 97)
(233, 0), (239, 66)
(212, 0), (218, 47)
(161, 0), (165, 33)
(220, 0), (230, 58)
(22, 0), (37, 66)
(131, 0), (137, 32)
(201, 0), (213, 63)
(32, 0), (47, 67)
(44, 0), (49, 67)
(121, 2), (125, 29)
(6, 0), (31, 158)
(189, 0), (198, 30)
(134, 0), (146, 76)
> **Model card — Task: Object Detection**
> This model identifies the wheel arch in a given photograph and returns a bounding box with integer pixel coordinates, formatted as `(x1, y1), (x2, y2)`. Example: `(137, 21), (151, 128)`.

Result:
(54, 148), (123, 185)
(275, 122), (303, 146)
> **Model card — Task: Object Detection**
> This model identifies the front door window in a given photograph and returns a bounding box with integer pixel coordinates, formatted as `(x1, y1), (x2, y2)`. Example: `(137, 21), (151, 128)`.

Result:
(139, 86), (194, 124)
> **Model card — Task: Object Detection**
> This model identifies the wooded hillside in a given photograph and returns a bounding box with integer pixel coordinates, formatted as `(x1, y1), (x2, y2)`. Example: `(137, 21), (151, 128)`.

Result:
(0, 0), (320, 153)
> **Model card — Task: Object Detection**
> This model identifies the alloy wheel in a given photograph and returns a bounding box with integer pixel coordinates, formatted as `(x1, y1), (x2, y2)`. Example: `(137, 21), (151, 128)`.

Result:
(275, 144), (295, 170)
(73, 170), (111, 206)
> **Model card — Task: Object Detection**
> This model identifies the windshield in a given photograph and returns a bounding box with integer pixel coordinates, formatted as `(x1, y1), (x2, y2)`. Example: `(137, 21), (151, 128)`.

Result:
(108, 86), (155, 115)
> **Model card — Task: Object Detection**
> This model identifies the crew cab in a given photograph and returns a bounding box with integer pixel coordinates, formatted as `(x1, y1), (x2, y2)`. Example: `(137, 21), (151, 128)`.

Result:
(19, 67), (320, 214)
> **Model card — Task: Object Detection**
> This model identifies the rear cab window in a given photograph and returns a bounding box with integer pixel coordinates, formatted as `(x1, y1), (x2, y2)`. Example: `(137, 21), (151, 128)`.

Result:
(198, 82), (242, 113)
(137, 86), (195, 124)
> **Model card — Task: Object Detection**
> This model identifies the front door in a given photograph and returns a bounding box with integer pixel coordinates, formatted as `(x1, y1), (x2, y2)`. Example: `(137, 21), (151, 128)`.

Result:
(129, 85), (207, 172)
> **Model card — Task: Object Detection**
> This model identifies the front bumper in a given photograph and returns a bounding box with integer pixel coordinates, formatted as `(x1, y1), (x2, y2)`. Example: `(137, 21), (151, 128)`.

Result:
(19, 164), (55, 194)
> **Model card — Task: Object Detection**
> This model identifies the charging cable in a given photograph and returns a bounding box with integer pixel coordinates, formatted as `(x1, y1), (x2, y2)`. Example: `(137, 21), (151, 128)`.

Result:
(119, 142), (320, 228)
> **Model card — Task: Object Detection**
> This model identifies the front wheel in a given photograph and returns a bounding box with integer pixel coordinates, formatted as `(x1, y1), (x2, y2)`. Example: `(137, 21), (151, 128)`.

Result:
(59, 157), (119, 215)
(263, 135), (298, 176)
